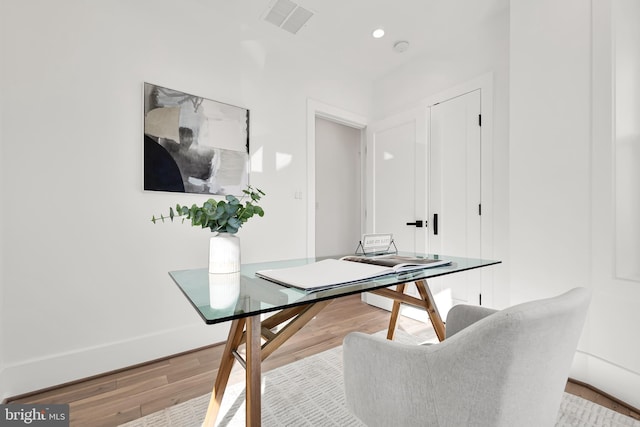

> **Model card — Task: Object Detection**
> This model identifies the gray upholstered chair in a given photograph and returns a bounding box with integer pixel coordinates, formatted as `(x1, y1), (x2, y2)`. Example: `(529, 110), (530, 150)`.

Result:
(343, 287), (591, 427)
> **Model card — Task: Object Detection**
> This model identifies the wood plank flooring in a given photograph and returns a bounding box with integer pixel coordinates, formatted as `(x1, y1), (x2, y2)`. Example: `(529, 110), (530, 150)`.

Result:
(6, 294), (640, 426)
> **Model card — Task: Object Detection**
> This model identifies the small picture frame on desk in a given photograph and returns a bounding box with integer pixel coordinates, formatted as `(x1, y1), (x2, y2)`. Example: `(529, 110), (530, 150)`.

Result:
(355, 233), (397, 255)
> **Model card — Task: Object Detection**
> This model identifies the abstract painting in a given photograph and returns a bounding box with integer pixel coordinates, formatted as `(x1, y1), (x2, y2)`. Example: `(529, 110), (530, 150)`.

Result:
(143, 83), (249, 195)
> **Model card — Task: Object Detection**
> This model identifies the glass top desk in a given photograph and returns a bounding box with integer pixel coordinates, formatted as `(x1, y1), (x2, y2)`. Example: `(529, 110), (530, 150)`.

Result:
(170, 254), (500, 427)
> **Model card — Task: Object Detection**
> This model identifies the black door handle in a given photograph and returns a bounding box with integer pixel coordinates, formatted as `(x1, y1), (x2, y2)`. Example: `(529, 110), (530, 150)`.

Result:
(433, 213), (438, 235)
(406, 220), (424, 228)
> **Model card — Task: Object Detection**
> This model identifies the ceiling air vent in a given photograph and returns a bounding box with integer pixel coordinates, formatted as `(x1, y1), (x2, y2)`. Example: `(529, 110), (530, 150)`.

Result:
(263, 0), (314, 35)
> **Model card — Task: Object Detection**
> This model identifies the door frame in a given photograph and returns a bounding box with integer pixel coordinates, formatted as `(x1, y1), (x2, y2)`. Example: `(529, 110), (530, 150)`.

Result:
(306, 99), (368, 258)
(423, 72), (494, 261)
(424, 73), (495, 306)
(364, 72), (495, 315)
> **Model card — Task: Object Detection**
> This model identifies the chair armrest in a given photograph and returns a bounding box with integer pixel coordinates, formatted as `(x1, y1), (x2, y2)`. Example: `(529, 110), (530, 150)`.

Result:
(445, 304), (497, 338)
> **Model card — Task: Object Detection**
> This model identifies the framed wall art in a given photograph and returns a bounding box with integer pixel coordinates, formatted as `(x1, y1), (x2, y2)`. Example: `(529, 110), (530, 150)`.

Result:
(143, 82), (250, 196)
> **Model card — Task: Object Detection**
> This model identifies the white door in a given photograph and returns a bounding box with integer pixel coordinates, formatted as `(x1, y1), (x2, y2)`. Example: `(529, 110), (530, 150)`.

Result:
(366, 107), (427, 253)
(427, 90), (482, 314)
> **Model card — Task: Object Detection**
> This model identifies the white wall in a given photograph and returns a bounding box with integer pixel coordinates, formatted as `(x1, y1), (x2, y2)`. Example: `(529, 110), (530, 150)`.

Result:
(0, 35), (4, 387)
(612, 0), (640, 282)
(0, 0), (371, 399)
(585, 0), (640, 408)
(509, 0), (591, 302)
(510, 0), (640, 409)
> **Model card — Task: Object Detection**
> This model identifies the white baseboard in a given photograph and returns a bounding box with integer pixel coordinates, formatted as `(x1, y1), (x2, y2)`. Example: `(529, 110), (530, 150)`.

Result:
(571, 350), (640, 410)
(1, 322), (229, 402)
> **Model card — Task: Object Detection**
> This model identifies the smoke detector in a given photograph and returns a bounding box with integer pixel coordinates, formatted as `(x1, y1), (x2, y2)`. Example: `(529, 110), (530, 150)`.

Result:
(393, 41), (410, 53)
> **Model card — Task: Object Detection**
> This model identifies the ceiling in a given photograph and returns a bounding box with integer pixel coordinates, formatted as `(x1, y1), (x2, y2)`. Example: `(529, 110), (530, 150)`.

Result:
(210, 0), (509, 83)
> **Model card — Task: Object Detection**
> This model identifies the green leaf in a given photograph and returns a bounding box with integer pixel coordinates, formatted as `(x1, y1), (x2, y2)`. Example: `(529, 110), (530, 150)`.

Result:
(193, 210), (204, 226)
(241, 205), (255, 218)
(228, 217), (241, 229)
(225, 202), (238, 216)
(225, 223), (239, 233)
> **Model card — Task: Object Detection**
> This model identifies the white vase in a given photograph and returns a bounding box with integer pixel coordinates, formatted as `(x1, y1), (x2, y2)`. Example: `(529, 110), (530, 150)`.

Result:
(209, 233), (241, 274)
(209, 272), (240, 309)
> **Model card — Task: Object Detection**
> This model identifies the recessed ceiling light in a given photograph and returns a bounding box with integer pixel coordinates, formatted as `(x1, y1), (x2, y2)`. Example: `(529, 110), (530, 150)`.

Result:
(372, 28), (385, 39)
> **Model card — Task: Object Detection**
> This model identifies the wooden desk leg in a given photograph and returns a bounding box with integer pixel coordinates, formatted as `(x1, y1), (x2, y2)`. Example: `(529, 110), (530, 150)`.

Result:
(202, 302), (331, 426)
(387, 283), (406, 340)
(202, 317), (246, 427)
(245, 315), (262, 427)
(415, 279), (446, 341)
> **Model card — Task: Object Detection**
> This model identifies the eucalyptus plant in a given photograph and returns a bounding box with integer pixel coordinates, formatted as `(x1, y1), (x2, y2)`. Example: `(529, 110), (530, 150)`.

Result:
(151, 186), (265, 234)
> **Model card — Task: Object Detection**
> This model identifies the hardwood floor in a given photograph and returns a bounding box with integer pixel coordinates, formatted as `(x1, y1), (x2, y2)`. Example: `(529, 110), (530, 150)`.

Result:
(6, 294), (640, 426)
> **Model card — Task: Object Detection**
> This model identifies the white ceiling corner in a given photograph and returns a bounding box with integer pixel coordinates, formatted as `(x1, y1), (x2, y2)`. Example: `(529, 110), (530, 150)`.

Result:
(214, 0), (509, 83)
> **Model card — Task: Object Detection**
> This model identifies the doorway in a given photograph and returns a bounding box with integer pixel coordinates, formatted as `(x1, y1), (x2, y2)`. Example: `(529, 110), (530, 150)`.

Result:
(306, 99), (368, 258)
(315, 118), (362, 257)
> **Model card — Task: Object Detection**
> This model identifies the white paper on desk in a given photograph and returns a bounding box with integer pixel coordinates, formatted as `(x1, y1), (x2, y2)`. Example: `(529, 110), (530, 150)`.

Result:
(256, 258), (392, 290)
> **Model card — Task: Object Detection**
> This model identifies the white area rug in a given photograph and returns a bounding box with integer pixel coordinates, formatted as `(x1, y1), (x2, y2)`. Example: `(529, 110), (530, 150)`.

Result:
(120, 332), (640, 427)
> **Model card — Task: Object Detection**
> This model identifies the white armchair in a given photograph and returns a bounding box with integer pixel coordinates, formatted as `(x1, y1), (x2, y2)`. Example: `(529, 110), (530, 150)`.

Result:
(343, 288), (591, 427)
